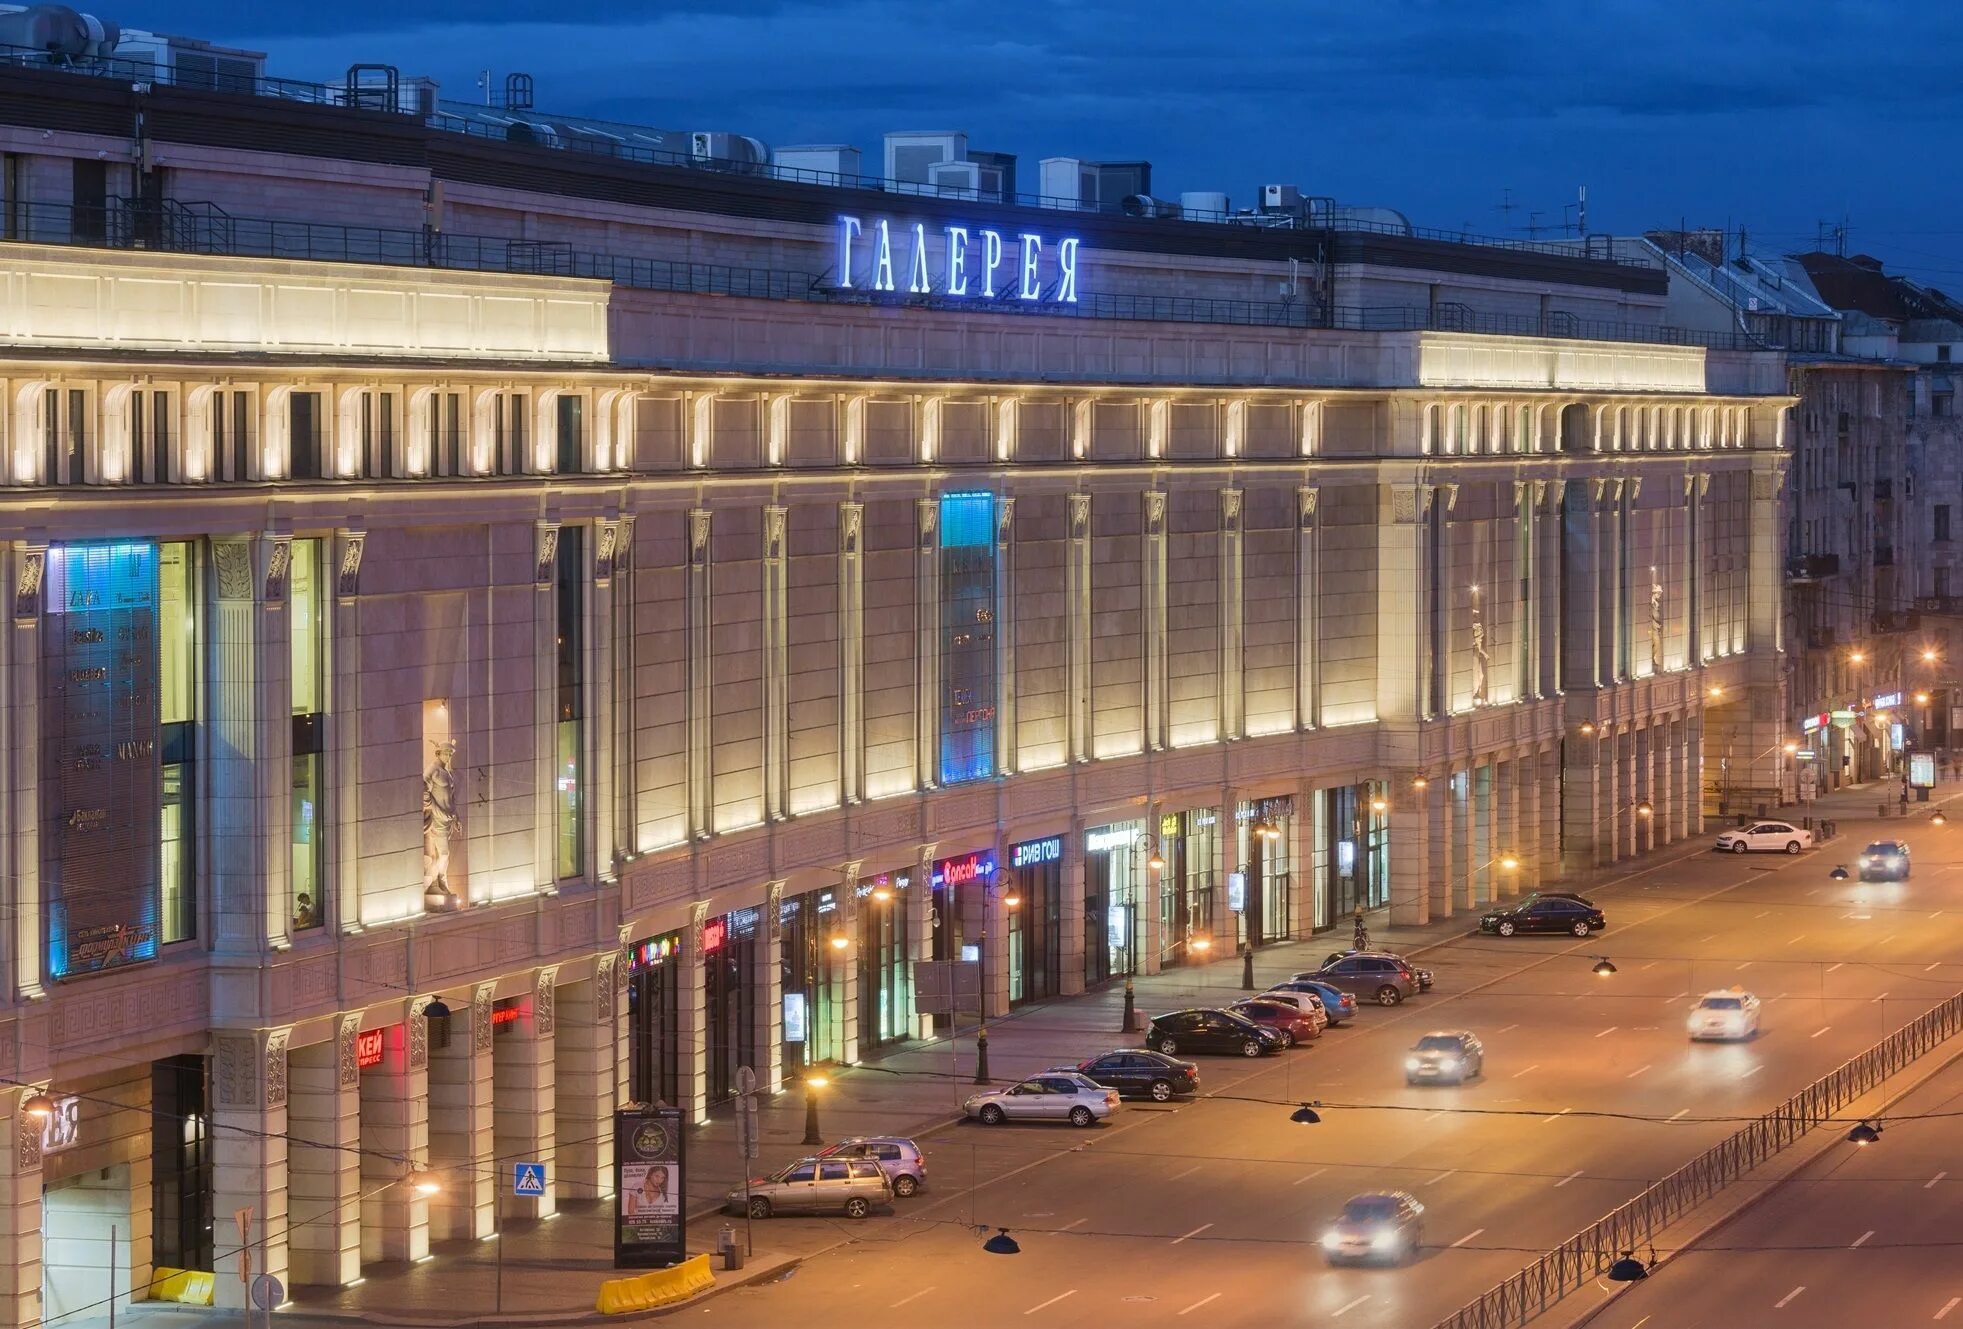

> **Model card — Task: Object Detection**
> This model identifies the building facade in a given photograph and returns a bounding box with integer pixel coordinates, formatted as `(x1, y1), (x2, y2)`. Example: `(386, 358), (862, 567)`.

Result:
(0, 54), (1790, 1323)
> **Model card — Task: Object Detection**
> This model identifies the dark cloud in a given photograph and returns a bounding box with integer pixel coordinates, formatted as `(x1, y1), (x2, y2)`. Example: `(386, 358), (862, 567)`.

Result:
(109, 0), (1963, 279)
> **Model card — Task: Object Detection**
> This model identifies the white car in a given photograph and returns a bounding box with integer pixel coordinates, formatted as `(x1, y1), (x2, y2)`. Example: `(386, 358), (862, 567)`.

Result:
(963, 1072), (1118, 1127)
(1713, 821), (1813, 855)
(1253, 989), (1329, 1033)
(1687, 989), (1761, 1041)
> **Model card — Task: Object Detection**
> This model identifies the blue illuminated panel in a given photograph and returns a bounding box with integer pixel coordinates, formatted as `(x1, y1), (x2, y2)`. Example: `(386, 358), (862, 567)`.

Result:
(43, 542), (161, 979)
(837, 215), (1080, 304)
(939, 493), (998, 785)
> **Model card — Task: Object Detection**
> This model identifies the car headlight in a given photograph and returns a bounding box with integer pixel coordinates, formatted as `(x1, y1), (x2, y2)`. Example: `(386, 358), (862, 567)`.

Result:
(1371, 1229), (1399, 1250)
(1439, 1057), (1459, 1070)
(1322, 1232), (1343, 1251)
(1405, 1056), (1422, 1071)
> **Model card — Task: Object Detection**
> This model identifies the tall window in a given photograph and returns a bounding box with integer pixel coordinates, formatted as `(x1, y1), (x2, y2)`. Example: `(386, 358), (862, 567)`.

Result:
(429, 391), (463, 476)
(42, 387), (84, 484)
(361, 391), (396, 478)
(133, 390), (173, 483)
(1937, 505), (1952, 543)
(555, 528), (585, 879)
(159, 541), (198, 943)
(289, 392), (322, 480)
(938, 492), (997, 784)
(555, 394), (584, 473)
(214, 390), (252, 481)
(290, 540), (325, 930)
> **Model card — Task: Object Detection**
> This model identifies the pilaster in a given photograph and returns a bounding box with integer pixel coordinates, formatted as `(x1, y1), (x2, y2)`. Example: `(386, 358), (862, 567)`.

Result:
(532, 522), (559, 890)
(994, 499), (1018, 775)
(1219, 488), (1245, 741)
(557, 957), (624, 1201)
(493, 973), (557, 1220)
(428, 990), (495, 1240)
(682, 904), (709, 1118)
(213, 1027), (291, 1308)
(358, 1014), (429, 1265)
(1143, 492), (1168, 750)
(1389, 775), (1430, 927)
(0, 1087), (47, 1326)
(330, 530), (364, 934)
(838, 504), (865, 804)
(6, 542), (45, 998)
(1297, 487), (1320, 729)
(761, 507), (789, 820)
(288, 1030), (361, 1285)
(1427, 775), (1454, 920)
(686, 511), (713, 838)
(1066, 493), (1091, 763)
(914, 499), (941, 789)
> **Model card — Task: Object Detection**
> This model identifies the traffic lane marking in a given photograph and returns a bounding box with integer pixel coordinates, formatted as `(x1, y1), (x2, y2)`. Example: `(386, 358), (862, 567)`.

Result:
(1851, 1230), (1873, 1248)
(1450, 1228), (1485, 1247)
(1171, 1223), (1213, 1244)
(1927, 1171), (1949, 1189)
(1937, 1295), (1960, 1320)
(1626, 1064), (1652, 1079)
(1025, 1290), (1076, 1315)
(1512, 1064), (1540, 1078)
(1776, 1286), (1805, 1309)
(1178, 1292), (1221, 1317)
(890, 1288), (936, 1309)
(1556, 1169), (1585, 1187)
(1334, 1294), (1371, 1316)
(1294, 1167), (1328, 1186)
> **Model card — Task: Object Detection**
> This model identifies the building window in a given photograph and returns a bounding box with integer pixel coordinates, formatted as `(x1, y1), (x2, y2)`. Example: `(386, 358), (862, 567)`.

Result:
(1937, 393), (1955, 418)
(555, 527), (585, 880)
(1938, 506), (1953, 543)
(429, 391), (463, 476)
(289, 392), (322, 479)
(1940, 345), (1952, 363)
(133, 390), (173, 483)
(159, 541), (199, 944)
(496, 392), (529, 475)
(361, 391), (396, 478)
(556, 394), (584, 473)
(290, 539), (325, 930)
(938, 492), (997, 785)
(1938, 566), (1953, 598)
(214, 390), (252, 480)
(41, 387), (85, 484)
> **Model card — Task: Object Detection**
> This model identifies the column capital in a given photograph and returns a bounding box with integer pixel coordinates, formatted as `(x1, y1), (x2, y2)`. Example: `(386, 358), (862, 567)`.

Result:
(213, 1026), (293, 1110)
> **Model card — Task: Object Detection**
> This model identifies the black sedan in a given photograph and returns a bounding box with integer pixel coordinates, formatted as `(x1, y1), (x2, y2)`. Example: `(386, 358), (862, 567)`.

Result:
(1478, 894), (1604, 937)
(1146, 1008), (1287, 1058)
(1050, 1050), (1200, 1102)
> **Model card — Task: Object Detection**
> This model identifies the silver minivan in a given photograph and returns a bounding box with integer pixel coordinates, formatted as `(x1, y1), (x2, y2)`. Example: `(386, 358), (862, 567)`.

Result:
(817, 1136), (927, 1197)
(726, 1155), (891, 1219)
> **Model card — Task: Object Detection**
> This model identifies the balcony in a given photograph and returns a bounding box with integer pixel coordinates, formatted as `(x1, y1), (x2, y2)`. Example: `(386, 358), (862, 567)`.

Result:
(1875, 478), (1894, 502)
(1917, 595), (1962, 614)
(1805, 626), (1838, 650)
(1872, 610), (1922, 634)
(1786, 553), (1842, 583)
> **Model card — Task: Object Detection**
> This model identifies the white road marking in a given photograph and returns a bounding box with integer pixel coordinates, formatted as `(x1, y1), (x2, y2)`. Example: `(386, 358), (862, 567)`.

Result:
(1851, 1230), (1873, 1248)
(1703, 933), (1718, 942)
(1811, 1025), (1831, 1038)
(1333, 1295), (1372, 1317)
(1787, 933), (1807, 945)
(1737, 962), (1753, 971)
(1882, 935), (1897, 946)
(1927, 1171), (1949, 1189)
(1936, 1295), (1960, 1320)
(1496, 1023), (1520, 1034)
(1640, 961), (1658, 970)
(1626, 1064), (1653, 1079)
(1512, 1064), (1540, 1078)
(1426, 1169), (1457, 1185)
(1556, 1169), (1585, 1187)
(1933, 911), (1946, 921)
(1171, 1223), (1213, 1245)
(1025, 1291), (1077, 1315)
(1294, 1168), (1328, 1186)
(1177, 1293), (1221, 1317)
(1927, 963), (1943, 973)
(1058, 1217), (1086, 1231)
(1743, 1064), (1765, 1078)
(1167, 1164), (1201, 1181)
(1542, 1107), (1572, 1124)
(1776, 1286), (1806, 1309)
(890, 1288), (936, 1309)
(1827, 963), (1844, 973)
(1755, 910), (1771, 919)
(1450, 1228), (1485, 1248)
(1875, 992), (1890, 1002)
(1596, 1026), (1619, 1038)
(1425, 1111), (1447, 1123)
(1669, 1108), (1690, 1121)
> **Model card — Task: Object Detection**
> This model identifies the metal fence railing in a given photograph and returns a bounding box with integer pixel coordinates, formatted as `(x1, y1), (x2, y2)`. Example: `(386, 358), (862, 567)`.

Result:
(1430, 990), (1963, 1329)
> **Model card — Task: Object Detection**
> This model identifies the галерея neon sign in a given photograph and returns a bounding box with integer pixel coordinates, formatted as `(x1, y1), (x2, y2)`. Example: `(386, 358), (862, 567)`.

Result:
(836, 216), (1079, 303)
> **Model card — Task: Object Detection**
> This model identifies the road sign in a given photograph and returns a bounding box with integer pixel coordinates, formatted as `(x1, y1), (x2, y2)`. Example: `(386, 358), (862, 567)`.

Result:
(914, 959), (982, 1015)
(734, 1065), (761, 1159)
(513, 1163), (546, 1197)
(250, 1274), (284, 1310)
(734, 1065), (757, 1096)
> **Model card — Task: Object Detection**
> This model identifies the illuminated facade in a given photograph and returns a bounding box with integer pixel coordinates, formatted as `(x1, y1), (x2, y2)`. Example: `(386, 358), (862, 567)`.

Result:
(0, 56), (1793, 1322)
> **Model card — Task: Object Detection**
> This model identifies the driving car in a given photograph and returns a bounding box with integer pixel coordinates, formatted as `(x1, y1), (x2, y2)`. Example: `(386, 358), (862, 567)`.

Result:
(1405, 1030), (1484, 1084)
(1252, 988), (1333, 1033)
(1307, 952), (1429, 1006)
(1687, 989), (1762, 1041)
(725, 1155), (891, 1219)
(1478, 895), (1605, 937)
(1051, 1050), (1199, 1102)
(1713, 821), (1813, 854)
(1263, 978), (1358, 1025)
(815, 1137), (927, 1197)
(1322, 1191), (1425, 1265)
(1147, 1008), (1288, 1057)
(963, 1072), (1118, 1127)
(1858, 840), (1911, 882)
(1229, 997), (1322, 1046)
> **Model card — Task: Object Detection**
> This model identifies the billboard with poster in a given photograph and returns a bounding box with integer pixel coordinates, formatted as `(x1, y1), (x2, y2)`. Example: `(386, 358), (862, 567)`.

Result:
(1911, 753), (1937, 789)
(614, 1106), (685, 1268)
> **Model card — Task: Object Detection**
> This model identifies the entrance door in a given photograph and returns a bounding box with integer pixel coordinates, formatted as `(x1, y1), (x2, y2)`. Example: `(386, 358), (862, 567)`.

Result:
(630, 961), (682, 1108)
(44, 1166), (134, 1323)
(1083, 858), (1110, 987)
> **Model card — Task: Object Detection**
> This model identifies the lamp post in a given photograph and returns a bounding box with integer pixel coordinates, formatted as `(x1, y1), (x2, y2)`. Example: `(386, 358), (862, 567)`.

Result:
(801, 1074), (828, 1146)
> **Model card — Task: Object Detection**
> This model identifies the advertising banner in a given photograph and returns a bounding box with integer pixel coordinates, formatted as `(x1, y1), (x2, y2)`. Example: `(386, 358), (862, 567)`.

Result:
(614, 1106), (685, 1268)
(42, 543), (160, 980)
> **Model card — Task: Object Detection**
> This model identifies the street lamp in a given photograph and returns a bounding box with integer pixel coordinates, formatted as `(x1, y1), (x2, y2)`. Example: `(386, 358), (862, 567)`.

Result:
(1141, 835), (1166, 873)
(1289, 1103), (1323, 1125)
(1367, 797), (1388, 816)
(871, 882), (894, 905)
(982, 1228), (1021, 1255)
(1607, 1251), (1650, 1282)
(407, 1169), (442, 1197)
(802, 1074), (829, 1146)
(828, 930), (850, 953)
(1851, 650), (1867, 665)
(20, 1091), (55, 1122)
(1411, 776), (1430, 790)
(1592, 957), (1618, 977)
(1847, 1120), (1882, 1146)
(1578, 722), (1597, 736)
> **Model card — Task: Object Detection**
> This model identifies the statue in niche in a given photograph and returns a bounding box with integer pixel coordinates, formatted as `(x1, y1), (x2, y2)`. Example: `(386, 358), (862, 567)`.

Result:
(1650, 578), (1666, 672)
(1470, 611), (1490, 707)
(422, 739), (462, 910)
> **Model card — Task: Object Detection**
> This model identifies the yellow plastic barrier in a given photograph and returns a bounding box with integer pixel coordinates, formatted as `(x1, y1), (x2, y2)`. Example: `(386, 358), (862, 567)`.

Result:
(594, 1253), (716, 1315)
(147, 1267), (216, 1306)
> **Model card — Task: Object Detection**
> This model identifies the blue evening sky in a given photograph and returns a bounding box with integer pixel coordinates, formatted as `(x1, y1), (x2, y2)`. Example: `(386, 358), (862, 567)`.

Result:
(125, 0), (1963, 288)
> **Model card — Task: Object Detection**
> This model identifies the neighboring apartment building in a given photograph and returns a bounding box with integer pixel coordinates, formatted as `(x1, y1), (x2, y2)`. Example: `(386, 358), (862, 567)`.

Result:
(0, 41), (1788, 1323)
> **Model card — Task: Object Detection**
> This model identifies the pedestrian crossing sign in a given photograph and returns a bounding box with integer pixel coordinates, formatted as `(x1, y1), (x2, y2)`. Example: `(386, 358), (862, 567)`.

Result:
(514, 1163), (546, 1196)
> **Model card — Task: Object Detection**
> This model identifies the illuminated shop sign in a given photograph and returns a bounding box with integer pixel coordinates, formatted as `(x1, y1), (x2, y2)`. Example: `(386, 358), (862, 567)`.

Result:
(701, 917), (728, 954)
(1084, 826), (1138, 854)
(492, 999), (525, 1034)
(355, 1027), (387, 1070)
(630, 934), (680, 968)
(836, 215), (1080, 303)
(1011, 837), (1063, 869)
(1801, 714), (1823, 733)
(40, 1096), (82, 1155)
(1874, 692), (1905, 709)
(932, 850), (996, 889)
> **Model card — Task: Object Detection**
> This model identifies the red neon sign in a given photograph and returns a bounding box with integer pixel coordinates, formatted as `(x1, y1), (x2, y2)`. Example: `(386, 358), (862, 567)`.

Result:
(702, 917), (728, 953)
(490, 1005), (522, 1031)
(355, 1028), (385, 1070)
(933, 850), (995, 890)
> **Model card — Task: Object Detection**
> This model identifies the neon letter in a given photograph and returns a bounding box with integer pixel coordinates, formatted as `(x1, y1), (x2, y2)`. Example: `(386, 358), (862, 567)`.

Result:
(907, 222), (931, 293)
(982, 229), (1004, 297)
(1018, 233), (1043, 300)
(872, 218), (895, 292)
(1055, 236), (1079, 303)
(945, 225), (970, 295)
(836, 214), (862, 288)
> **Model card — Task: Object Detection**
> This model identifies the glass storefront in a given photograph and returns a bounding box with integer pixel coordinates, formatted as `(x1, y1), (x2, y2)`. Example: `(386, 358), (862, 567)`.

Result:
(930, 849), (994, 1028)
(1006, 836), (1064, 1004)
(780, 887), (847, 1073)
(1234, 797), (1296, 946)
(703, 907), (761, 1110)
(1158, 809), (1219, 962)
(628, 932), (683, 1110)
(1324, 785), (1388, 923)
(1083, 822), (1144, 984)
(856, 869), (914, 1050)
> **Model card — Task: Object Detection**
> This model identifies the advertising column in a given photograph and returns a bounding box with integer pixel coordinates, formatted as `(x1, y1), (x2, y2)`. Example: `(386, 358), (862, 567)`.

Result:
(613, 1107), (684, 1269)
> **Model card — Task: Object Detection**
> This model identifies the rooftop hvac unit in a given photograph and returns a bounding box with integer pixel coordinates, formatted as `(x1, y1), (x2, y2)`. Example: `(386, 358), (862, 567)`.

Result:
(773, 144), (863, 179)
(1121, 194), (1181, 219)
(1039, 156), (1096, 207)
(884, 130), (967, 186)
(928, 158), (1005, 202)
(1093, 161), (1151, 203)
(969, 149), (1018, 201)
(0, 5), (120, 62)
(1261, 183), (1303, 213)
(690, 132), (768, 172)
(1179, 191), (1230, 219)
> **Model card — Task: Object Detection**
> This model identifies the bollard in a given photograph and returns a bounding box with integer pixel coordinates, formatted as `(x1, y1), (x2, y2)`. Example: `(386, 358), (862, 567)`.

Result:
(1241, 943), (1255, 992)
(1121, 978), (1139, 1034)
(802, 1078), (823, 1146)
(974, 1026), (990, 1084)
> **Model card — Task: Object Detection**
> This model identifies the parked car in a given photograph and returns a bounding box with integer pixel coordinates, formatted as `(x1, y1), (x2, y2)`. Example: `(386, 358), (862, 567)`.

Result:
(725, 1155), (890, 1219)
(1322, 1191), (1425, 1265)
(1263, 979), (1358, 1025)
(1687, 989), (1762, 1042)
(1308, 953), (1428, 1007)
(1713, 821), (1813, 854)
(1404, 1031), (1484, 1085)
(1858, 840), (1911, 882)
(963, 1072), (1118, 1127)
(1478, 895), (1605, 938)
(1230, 997), (1321, 1046)
(1052, 1050), (1199, 1102)
(1252, 988), (1332, 1033)
(1147, 1008), (1287, 1058)
(1318, 950), (1434, 992)
(816, 1137), (926, 1197)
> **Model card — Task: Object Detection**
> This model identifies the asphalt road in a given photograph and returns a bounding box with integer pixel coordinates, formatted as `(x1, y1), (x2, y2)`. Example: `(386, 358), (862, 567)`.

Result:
(1576, 1039), (1963, 1329)
(689, 809), (1963, 1329)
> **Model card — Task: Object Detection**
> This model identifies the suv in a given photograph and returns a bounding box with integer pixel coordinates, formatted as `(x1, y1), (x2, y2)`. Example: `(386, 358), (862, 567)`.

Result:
(1857, 840), (1910, 882)
(1147, 1008), (1286, 1058)
(1310, 953), (1426, 1006)
(727, 1156), (891, 1219)
(816, 1137), (926, 1197)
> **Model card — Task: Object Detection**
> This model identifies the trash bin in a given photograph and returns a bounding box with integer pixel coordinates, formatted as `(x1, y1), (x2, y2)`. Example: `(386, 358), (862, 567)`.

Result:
(718, 1225), (743, 1271)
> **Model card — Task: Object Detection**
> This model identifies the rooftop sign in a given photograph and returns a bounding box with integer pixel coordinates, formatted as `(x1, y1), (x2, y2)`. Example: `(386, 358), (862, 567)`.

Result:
(836, 216), (1079, 304)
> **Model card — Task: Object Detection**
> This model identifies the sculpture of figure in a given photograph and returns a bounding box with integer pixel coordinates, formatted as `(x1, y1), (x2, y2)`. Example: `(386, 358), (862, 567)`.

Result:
(423, 740), (461, 903)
